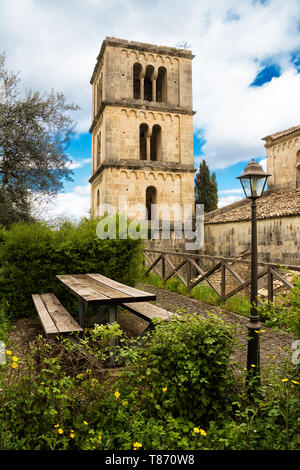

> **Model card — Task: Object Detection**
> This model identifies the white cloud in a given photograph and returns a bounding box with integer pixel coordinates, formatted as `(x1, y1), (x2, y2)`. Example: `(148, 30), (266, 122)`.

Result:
(218, 194), (243, 208)
(67, 158), (90, 170)
(32, 184), (91, 221)
(218, 188), (243, 195)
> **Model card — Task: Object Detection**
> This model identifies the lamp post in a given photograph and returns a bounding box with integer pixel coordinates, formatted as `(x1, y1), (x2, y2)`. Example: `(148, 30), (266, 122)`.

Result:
(237, 159), (270, 389)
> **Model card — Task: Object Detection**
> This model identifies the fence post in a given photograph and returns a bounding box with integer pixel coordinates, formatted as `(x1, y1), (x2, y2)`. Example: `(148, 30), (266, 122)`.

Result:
(221, 260), (226, 300)
(268, 267), (274, 304)
(187, 257), (191, 291)
(161, 254), (165, 281)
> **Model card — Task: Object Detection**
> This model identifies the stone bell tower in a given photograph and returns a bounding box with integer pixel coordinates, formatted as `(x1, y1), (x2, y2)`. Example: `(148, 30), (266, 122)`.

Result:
(89, 37), (196, 226)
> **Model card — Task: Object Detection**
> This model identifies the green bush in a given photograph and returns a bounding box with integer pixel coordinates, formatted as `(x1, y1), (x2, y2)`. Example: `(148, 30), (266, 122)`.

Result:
(1, 320), (299, 450)
(0, 218), (143, 320)
(116, 312), (238, 422)
(257, 275), (300, 337)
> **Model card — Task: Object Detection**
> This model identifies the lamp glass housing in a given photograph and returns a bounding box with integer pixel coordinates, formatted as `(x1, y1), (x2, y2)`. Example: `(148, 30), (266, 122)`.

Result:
(237, 159), (270, 199)
(240, 175), (267, 198)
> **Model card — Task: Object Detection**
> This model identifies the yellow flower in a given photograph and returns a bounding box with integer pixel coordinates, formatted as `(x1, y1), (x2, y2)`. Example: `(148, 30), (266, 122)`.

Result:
(83, 421), (88, 425)
(54, 424), (59, 428)
(98, 434), (102, 441)
(58, 428), (63, 434)
(281, 378), (288, 382)
(193, 427), (206, 436)
(115, 390), (120, 399)
(70, 431), (75, 439)
(11, 362), (18, 368)
(162, 386), (167, 393)
(12, 356), (18, 362)
(6, 350), (12, 355)
(251, 364), (256, 368)
(122, 400), (128, 406)
(133, 442), (142, 450)
(291, 380), (299, 385)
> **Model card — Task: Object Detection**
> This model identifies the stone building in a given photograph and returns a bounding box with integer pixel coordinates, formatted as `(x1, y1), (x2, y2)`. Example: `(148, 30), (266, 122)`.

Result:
(89, 37), (196, 228)
(203, 124), (300, 266)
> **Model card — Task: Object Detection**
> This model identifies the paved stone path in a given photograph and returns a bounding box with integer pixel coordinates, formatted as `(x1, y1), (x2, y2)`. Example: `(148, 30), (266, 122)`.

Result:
(125, 284), (295, 374)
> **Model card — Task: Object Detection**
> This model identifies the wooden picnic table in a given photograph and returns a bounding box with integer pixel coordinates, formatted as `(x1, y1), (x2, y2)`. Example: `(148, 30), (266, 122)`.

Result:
(56, 273), (156, 328)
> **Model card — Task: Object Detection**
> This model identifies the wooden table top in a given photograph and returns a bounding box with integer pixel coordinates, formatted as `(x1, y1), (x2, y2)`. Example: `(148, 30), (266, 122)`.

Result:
(56, 273), (156, 305)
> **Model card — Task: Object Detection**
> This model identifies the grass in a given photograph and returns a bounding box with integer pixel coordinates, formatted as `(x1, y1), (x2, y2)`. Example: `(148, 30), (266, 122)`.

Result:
(142, 272), (251, 318)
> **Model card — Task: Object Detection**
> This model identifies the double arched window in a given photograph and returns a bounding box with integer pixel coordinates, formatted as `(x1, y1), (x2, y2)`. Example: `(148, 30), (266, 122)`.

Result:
(133, 63), (167, 103)
(296, 150), (300, 188)
(139, 123), (162, 161)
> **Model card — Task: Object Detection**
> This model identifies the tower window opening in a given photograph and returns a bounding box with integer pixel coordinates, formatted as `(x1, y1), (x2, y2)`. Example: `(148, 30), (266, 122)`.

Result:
(146, 186), (157, 221)
(139, 123), (149, 160)
(96, 132), (101, 168)
(144, 65), (154, 101)
(156, 66), (167, 102)
(133, 63), (142, 99)
(296, 150), (300, 188)
(150, 124), (162, 161)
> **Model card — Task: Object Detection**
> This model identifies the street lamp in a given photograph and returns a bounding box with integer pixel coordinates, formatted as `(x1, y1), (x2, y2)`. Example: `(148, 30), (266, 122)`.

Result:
(237, 159), (270, 388)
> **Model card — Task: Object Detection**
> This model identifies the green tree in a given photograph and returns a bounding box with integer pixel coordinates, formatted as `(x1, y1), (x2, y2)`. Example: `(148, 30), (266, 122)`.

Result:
(194, 159), (218, 213)
(0, 53), (79, 227)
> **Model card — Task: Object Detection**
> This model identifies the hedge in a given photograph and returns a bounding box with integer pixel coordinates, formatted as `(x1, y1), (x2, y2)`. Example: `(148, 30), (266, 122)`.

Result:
(0, 218), (144, 320)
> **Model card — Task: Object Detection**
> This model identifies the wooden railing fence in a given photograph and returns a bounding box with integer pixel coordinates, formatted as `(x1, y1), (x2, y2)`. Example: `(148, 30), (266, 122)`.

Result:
(144, 249), (300, 302)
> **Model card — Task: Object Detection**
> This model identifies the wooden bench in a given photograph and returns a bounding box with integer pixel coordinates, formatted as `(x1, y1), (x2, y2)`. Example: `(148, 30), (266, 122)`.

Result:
(32, 293), (83, 339)
(120, 301), (173, 335)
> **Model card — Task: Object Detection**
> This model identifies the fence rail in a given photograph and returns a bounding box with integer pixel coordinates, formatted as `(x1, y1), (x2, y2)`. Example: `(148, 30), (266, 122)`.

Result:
(144, 249), (299, 302)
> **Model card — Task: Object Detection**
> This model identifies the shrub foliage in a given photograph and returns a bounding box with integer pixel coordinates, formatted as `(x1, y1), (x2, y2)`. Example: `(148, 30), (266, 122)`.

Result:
(0, 218), (143, 320)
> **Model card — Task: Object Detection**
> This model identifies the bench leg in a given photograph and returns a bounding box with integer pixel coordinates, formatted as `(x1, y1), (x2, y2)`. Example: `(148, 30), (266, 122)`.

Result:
(79, 300), (86, 328)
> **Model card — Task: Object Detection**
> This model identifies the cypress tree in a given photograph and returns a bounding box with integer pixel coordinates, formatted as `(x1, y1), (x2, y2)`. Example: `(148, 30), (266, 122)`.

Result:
(194, 159), (218, 213)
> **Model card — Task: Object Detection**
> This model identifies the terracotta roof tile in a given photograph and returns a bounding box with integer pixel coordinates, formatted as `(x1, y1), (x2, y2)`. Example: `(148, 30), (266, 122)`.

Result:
(205, 190), (300, 224)
(262, 125), (300, 142)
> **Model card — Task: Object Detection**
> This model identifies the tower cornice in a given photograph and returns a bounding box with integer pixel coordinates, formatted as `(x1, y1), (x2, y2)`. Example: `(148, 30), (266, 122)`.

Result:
(90, 37), (194, 85)
(89, 160), (196, 184)
(90, 100), (196, 133)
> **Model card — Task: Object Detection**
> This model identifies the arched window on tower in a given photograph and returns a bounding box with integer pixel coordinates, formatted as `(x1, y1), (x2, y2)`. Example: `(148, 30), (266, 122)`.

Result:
(296, 150), (300, 188)
(150, 124), (162, 161)
(139, 123), (149, 160)
(144, 65), (154, 101)
(133, 63), (142, 99)
(96, 189), (100, 217)
(146, 186), (157, 221)
(96, 132), (101, 168)
(156, 67), (167, 102)
(96, 73), (103, 112)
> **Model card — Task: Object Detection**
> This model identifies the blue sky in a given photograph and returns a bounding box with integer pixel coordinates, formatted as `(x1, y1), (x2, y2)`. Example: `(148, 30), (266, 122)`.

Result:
(1, 0), (300, 218)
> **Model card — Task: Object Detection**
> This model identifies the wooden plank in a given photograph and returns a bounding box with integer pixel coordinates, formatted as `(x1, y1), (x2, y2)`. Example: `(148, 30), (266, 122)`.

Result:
(188, 257), (221, 295)
(56, 274), (111, 304)
(224, 268), (269, 300)
(41, 293), (83, 334)
(72, 274), (133, 302)
(121, 301), (173, 322)
(164, 256), (187, 287)
(144, 252), (162, 278)
(164, 257), (188, 282)
(32, 294), (59, 338)
(86, 273), (156, 302)
(145, 253), (163, 276)
(189, 261), (222, 293)
(270, 267), (294, 289)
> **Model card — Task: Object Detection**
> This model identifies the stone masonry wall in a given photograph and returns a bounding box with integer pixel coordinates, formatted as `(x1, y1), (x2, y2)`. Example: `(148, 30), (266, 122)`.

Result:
(203, 215), (300, 266)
